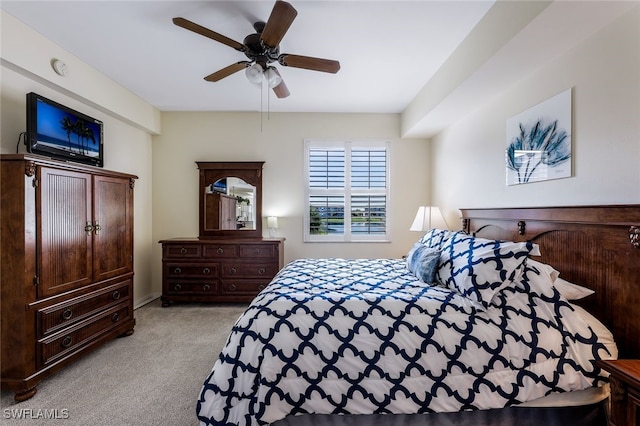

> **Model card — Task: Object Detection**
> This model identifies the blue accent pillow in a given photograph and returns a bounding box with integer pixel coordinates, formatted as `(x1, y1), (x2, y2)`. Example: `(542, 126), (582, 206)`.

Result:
(436, 232), (538, 308)
(418, 228), (453, 250)
(406, 243), (441, 283)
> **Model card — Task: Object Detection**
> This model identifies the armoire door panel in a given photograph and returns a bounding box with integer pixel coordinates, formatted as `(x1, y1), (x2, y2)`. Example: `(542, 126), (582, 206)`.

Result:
(92, 175), (133, 282)
(38, 167), (93, 298)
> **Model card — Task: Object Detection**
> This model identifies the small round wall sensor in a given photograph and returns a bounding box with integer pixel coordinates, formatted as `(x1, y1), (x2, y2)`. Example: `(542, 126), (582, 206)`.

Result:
(51, 59), (68, 76)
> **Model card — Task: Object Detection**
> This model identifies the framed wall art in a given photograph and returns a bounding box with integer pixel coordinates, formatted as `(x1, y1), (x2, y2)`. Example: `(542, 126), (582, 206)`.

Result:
(506, 88), (572, 185)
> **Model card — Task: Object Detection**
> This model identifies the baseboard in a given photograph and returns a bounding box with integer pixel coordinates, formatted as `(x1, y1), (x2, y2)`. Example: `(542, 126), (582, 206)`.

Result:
(134, 293), (161, 309)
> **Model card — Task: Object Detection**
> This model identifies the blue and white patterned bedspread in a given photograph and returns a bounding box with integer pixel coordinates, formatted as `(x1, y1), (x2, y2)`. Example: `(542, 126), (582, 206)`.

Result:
(196, 258), (612, 425)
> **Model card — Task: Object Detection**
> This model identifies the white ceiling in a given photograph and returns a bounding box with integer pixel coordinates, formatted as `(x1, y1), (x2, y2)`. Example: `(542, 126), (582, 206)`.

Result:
(1, 0), (495, 114)
(2, 1), (637, 134)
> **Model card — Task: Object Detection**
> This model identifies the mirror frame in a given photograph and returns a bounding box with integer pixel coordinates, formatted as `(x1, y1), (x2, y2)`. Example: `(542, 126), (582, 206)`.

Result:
(197, 161), (264, 239)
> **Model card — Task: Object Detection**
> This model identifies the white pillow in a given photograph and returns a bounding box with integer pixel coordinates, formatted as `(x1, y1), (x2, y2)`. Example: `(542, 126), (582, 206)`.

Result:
(526, 259), (594, 300)
(554, 278), (595, 300)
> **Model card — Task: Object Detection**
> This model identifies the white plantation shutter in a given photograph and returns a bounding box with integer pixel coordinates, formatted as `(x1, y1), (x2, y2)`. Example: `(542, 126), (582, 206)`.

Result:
(305, 140), (390, 242)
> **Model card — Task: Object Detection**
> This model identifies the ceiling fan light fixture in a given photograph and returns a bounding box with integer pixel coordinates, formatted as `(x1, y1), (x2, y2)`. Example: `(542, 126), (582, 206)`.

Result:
(265, 67), (282, 88)
(245, 63), (263, 84)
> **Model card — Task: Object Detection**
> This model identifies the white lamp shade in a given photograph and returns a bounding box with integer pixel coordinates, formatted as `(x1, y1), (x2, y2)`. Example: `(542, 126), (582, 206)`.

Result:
(267, 216), (278, 229)
(265, 67), (282, 88)
(410, 206), (448, 231)
(245, 63), (263, 84)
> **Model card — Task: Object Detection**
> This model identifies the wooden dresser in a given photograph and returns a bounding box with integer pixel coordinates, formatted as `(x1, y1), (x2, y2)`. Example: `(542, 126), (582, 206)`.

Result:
(160, 238), (284, 305)
(0, 154), (136, 401)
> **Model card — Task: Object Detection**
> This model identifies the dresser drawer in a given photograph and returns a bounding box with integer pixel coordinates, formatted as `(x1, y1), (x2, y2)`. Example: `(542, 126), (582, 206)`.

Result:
(164, 244), (201, 258)
(38, 303), (130, 367)
(165, 263), (217, 278)
(220, 263), (278, 278)
(221, 280), (270, 295)
(165, 280), (218, 295)
(202, 244), (238, 258)
(239, 244), (277, 259)
(38, 281), (131, 337)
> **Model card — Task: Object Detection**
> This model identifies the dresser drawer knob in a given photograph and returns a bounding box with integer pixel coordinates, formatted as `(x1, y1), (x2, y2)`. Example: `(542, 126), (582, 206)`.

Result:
(61, 309), (73, 321)
(174, 284), (182, 291)
(203, 284), (211, 291)
(174, 267), (182, 274)
(216, 247), (224, 255)
(229, 267), (237, 274)
(112, 290), (121, 300)
(229, 284), (237, 291)
(255, 248), (261, 254)
(258, 284), (266, 291)
(258, 268), (266, 275)
(112, 313), (120, 322)
(61, 336), (72, 348)
(180, 248), (187, 254)
(203, 268), (210, 274)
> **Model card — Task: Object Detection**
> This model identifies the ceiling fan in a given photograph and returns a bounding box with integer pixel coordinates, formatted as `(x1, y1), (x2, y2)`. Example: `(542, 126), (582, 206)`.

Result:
(173, 0), (340, 99)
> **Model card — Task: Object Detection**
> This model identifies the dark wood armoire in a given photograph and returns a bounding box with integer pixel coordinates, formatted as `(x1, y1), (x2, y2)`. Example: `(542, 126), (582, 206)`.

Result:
(1, 154), (137, 401)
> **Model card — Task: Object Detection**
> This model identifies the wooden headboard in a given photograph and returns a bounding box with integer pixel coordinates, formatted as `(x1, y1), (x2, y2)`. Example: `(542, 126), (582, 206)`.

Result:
(461, 205), (640, 359)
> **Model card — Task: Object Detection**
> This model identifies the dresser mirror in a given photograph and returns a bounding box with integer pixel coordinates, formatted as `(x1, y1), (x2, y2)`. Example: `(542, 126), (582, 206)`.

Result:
(197, 161), (264, 238)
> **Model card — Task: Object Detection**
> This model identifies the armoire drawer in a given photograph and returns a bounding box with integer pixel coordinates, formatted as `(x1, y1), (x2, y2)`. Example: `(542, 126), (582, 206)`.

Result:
(38, 281), (131, 337)
(220, 263), (278, 278)
(38, 303), (131, 367)
(165, 263), (218, 278)
(165, 280), (218, 295)
(221, 280), (270, 295)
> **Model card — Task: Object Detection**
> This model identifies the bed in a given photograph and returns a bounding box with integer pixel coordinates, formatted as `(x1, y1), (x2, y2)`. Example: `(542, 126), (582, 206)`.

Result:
(197, 205), (640, 426)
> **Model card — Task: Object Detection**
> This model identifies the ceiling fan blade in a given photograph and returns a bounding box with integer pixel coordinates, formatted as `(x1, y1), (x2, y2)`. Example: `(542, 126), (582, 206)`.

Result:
(260, 1), (297, 49)
(270, 68), (290, 98)
(173, 17), (245, 52)
(278, 54), (340, 74)
(204, 61), (251, 82)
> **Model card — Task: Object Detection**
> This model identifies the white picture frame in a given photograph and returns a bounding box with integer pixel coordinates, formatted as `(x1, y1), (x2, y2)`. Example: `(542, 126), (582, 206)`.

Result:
(506, 88), (572, 186)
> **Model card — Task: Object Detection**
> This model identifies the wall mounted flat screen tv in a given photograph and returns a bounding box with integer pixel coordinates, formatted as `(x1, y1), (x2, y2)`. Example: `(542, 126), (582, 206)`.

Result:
(26, 92), (104, 167)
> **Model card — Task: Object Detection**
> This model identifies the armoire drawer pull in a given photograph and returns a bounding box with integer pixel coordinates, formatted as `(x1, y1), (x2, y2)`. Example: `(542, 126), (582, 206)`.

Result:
(258, 284), (266, 291)
(216, 247), (224, 254)
(229, 267), (237, 274)
(61, 336), (72, 348)
(180, 248), (187, 254)
(203, 284), (210, 291)
(112, 290), (121, 300)
(258, 268), (266, 275)
(61, 309), (73, 320)
(229, 284), (237, 291)
(203, 268), (210, 274)
(174, 284), (182, 291)
(174, 267), (182, 274)
(111, 313), (120, 322)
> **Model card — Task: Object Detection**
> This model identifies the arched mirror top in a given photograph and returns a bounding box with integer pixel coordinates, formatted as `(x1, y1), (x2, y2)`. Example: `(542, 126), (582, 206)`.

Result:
(197, 161), (264, 239)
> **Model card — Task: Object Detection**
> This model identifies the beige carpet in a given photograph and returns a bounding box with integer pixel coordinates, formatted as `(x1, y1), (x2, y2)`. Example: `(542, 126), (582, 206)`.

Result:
(1, 299), (248, 426)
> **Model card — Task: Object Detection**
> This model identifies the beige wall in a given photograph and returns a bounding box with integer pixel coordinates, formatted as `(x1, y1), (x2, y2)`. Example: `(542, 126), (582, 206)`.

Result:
(430, 6), (640, 226)
(152, 112), (431, 294)
(1, 12), (157, 307)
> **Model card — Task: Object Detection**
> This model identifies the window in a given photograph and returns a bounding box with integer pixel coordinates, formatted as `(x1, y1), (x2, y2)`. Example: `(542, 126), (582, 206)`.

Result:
(304, 140), (390, 242)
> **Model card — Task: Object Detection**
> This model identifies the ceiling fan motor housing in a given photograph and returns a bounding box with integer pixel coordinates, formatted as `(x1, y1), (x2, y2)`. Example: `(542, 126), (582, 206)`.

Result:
(243, 27), (280, 64)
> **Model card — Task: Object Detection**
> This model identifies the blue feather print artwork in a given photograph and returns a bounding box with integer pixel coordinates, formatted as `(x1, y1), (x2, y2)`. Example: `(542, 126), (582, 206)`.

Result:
(506, 89), (572, 185)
